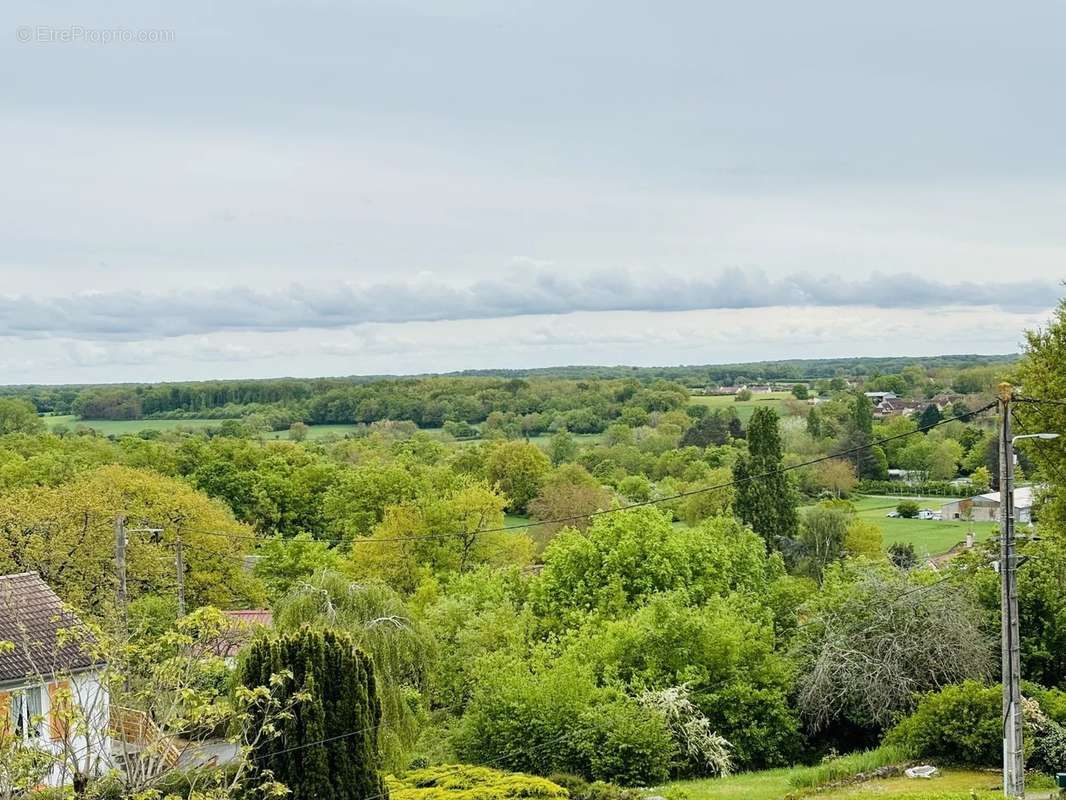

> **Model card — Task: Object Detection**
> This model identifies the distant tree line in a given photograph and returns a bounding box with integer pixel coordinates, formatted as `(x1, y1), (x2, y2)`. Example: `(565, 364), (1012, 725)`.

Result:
(1, 353), (1015, 420)
(18, 376), (696, 430)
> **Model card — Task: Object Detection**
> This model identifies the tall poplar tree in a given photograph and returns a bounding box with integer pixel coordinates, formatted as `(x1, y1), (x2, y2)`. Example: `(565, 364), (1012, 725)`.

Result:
(732, 407), (798, 548)
(844, 392), (884, 479)
(242, 628), (386, 800)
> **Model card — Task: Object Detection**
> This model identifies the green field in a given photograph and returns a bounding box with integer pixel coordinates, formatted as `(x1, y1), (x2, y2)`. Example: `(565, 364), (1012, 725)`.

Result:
(524, 431), (604, 446)
(825, 494), (996, 558)
(660, 768), (1013, 800)
(690, 391), (795, 422)
(44, 414), (219, 435)
(41, 415), (606, 446)
(43, 415), (363, 440)
(262, 424), (364, 441)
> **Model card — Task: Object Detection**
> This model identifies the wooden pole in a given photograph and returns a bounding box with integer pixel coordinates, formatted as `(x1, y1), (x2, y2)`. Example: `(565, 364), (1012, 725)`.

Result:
(115, 515), (128, 636)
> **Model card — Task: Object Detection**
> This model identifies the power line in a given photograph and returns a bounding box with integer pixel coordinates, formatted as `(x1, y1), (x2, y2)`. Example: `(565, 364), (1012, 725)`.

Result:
(1011, 408), (1066, 492)
(1015, 397), (1066, 408)
(136, 405), (1016, 774)
(238, 570), (967, 764)
(178, 401), (997, 549)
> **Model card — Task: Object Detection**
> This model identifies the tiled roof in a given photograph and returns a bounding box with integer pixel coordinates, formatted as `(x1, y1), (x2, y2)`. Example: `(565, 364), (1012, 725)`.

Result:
(223, 610), (272, 627)
(0, 572), (99, 684)
(213, 610), (273, 657)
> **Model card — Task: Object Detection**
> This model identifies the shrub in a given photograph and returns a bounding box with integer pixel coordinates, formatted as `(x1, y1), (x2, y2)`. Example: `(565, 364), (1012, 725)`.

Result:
(545, 773), (590, 798)
(639, 685), (732, 776)
(573, 698), (674, 786)
(1023, 698), (1066, 775)
(566, 593), (801, 770)
(857, 480), (979, 497)
(884, 681), (1001, 765)
(453, 659), (675, 785)
(387, 765), (568, 800)
(896, 500), (920, 518)
(887, 542), (917, 570)
(545, 775), (641, 800)
(887, 682), (1066, 774)
(1037, 686), (1066, 727)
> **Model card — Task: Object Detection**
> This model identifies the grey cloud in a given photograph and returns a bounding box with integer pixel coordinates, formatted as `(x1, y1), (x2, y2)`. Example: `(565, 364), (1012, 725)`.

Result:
(0, 270), (1057, 341)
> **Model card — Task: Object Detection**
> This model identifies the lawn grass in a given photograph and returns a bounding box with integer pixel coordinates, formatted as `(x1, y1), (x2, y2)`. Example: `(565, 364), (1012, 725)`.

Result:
(690, 392), (795, 423)
(797, 494), (996, 558)
(659, 767), (797, 800)
(658, 768), (1011, 800)
(851, 495), (996, 558)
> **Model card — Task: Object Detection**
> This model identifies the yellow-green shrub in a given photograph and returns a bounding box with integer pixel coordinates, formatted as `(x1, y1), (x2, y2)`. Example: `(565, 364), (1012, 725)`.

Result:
(388, 765), (568, 800)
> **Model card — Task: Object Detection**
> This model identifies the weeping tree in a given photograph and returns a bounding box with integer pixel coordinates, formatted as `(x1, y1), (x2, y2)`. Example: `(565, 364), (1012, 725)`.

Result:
(791, 565), (993, 736)
(273, 570), (433, 770)
(241, 627), (386, 800)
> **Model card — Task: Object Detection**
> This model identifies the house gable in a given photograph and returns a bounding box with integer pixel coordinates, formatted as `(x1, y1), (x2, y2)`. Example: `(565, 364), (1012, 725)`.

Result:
(0, 572), (100, 685)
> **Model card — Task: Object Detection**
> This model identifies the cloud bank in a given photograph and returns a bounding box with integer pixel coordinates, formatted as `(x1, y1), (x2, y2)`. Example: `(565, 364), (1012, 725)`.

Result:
(0, 270), (1057, 341)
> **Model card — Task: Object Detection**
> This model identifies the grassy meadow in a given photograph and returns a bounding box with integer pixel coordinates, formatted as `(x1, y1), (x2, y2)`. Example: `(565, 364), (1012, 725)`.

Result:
(261, 424), (364, 440)
(689, 391), (794, 423)
(43, 415), (364, 440)
(44, 414), (218, 435)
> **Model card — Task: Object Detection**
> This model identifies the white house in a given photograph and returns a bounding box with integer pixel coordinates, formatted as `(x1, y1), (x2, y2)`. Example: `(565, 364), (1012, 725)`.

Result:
(940, 486), (1037, 525)
(0, 572), (111, 789)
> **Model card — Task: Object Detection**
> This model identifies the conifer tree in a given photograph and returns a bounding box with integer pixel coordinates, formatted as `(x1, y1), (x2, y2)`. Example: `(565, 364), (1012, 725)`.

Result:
(732, 407), (798, 548)
(917, 402), (943, 430)
(844, 392), (883, 479)
(242, 628), (386, 800)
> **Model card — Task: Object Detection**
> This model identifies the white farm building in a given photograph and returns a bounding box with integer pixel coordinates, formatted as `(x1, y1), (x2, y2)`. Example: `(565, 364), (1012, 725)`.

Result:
(940, 486), (1036, 525)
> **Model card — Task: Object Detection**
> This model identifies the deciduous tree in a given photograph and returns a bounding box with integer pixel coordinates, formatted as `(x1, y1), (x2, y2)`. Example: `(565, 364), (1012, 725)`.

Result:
(485, 441), (551, 513)
(0, 399), (44, 435)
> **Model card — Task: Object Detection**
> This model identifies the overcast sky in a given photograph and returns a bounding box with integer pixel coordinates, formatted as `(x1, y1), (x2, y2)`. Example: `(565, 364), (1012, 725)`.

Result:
(2, 0), (1064, 383)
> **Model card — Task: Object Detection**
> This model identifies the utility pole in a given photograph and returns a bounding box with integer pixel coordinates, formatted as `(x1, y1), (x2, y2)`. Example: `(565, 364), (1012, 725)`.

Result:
(116, 522), (165, 633)
(115, 515), (128, 637)
(174, 531), (186, 617)
(997, 382), (1024, 798)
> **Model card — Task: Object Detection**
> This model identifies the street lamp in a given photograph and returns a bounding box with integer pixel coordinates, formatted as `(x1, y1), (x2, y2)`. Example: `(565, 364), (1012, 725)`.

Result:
(1013, 433), (1060, 444)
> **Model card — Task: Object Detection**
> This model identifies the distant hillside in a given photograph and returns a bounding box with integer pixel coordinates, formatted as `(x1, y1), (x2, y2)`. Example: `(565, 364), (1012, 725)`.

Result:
(0, 353), (1017, 426)
(441, 353), (1020, 383)
(0, 353), (1019, 394)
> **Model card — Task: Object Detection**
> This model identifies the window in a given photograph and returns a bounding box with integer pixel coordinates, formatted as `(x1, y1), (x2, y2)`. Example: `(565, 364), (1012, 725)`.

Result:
(10, 686), (44, 740)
